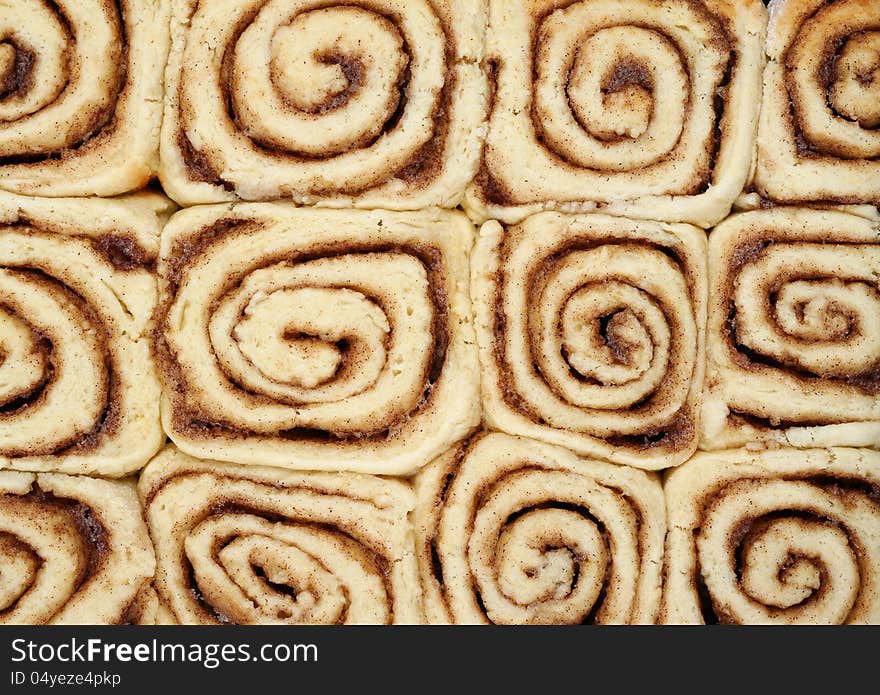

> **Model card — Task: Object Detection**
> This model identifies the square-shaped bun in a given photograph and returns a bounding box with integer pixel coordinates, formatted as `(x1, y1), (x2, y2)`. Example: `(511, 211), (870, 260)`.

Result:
(155, 204), (480, 476)
(160, 0), (488, 209)
(465, 0), (767, 227)
(755, 0), (880, 205)
(0, 1), (170, 197)
(701, 207), (880, 451)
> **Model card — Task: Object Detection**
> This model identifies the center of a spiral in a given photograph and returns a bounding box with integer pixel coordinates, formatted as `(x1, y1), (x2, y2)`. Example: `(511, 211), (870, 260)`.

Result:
(251, 562), (303, 606)
(561, 297), (654, 385)
(271, 23), (356, 112)
(598, 60), (654, 139)
(242, 323), (343, 389)
(568, 30), (657, 141)
(774, 281), (861, 344)
(233, 288), (349, 388)
(269, 7), (403, 115)
(0, 41), (32, 99)
(736, 515), (836, 611)
(229, 284), (391, 397)
(829, 32), (880, 129)
(777, 553), (822, 595)
(599, 311), (641, 366)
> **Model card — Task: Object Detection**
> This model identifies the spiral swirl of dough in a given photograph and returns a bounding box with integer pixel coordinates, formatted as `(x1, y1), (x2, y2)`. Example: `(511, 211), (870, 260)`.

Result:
(472, 213), (707, 470)
(701, 207), (880, 451)
(0, 1), (169, 196)
(756, 0), (880, 204)
(139, 446), (422, 624)
(0, 471), (155, 625)
(465, 0), (767, 226)
(155, 204), (479, 475)
(664, 448), (880, 624)
(415, 432), (665, 624)
(161, 0), (486, 208)
(0, 193), (166, 476)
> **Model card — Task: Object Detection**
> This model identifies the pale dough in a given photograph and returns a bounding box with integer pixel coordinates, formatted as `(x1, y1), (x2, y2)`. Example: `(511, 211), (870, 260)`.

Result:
(0, 1), (170, 197)
(139, 445), (422, 624)
(414, 431), (665, 624)
(156, 203), (480, 475)
(664, 447), (880, 624)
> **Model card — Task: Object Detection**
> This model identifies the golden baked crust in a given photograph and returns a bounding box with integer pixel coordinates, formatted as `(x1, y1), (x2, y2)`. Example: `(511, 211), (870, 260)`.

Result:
(465, 0), (767, 227)
(155, 203), (480, 475)
(471, 212), (707, 470)
(160, 0), (488, 209)
(702, 207), (880, 451)
(0, 1), (170, 197)
(139, 445), (422, 624)
(0, 192), (170, 476)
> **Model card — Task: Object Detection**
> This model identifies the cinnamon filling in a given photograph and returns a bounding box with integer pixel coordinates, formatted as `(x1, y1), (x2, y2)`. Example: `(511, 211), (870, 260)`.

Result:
(0, 1), (128, 166)
(181, 3), (457, 193)
(0, 486), (110, 620)
(156, 219), (451, 442)
(492, 232), (698, 453)
(173, 497), (395, 625)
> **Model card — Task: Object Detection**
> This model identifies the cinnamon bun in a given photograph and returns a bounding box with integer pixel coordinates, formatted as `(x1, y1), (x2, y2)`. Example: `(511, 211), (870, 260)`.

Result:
(755, 0), (880, 205)
(0, 192), (169, 476)
(472, 213), (707, 469)
(0, 470), (155, 624)
(0, 1), (170, 197)
(415, 432), (665, 624)
(155, 204), (480, 475)
(139, 445), (422, 624)
(663, 447), (880, 624)
(702, 207), (880, 451)
(160, 0), (487, 209)
(465, 0), (767, 227)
